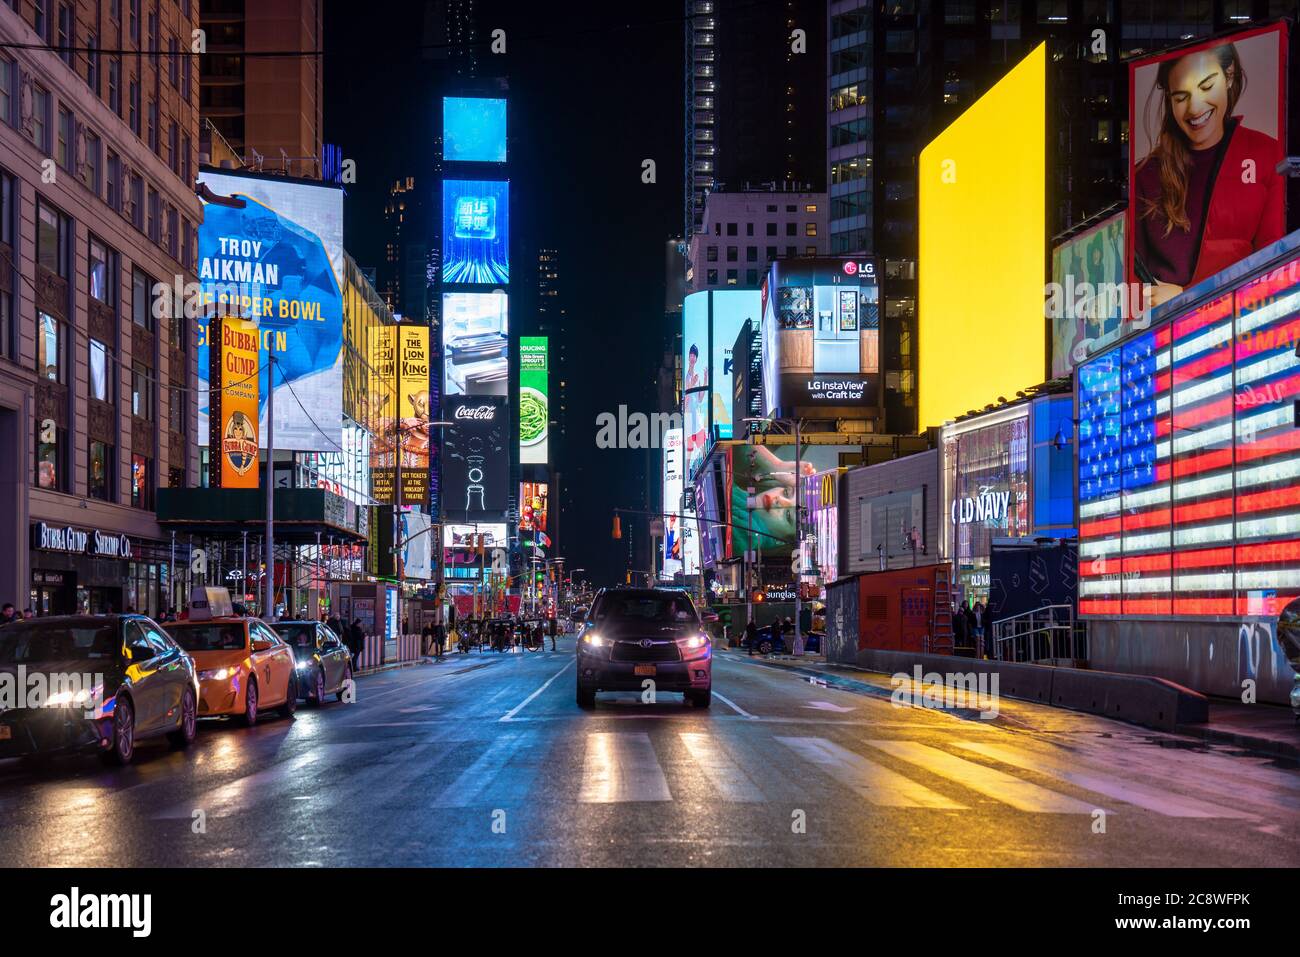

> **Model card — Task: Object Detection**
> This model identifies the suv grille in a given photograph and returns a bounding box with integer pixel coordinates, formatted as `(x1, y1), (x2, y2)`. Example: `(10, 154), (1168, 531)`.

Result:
(610, 640), (681, 663)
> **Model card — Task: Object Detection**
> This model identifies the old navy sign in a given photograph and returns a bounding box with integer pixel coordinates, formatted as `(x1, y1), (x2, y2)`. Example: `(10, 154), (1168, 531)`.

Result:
(33, 522), (133, 558)
(950, 488), (1011, 526)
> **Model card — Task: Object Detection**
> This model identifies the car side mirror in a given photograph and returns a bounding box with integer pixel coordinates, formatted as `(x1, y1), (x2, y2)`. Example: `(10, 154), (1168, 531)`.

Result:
(251, 637), (272, 652)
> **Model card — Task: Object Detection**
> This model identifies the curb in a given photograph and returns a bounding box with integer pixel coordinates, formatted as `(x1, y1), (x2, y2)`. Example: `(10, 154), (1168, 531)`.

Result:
(1171, 720), (1300, 762)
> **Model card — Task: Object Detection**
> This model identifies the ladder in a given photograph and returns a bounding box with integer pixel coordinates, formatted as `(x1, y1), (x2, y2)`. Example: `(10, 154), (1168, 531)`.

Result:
(928, 566), (955, 655)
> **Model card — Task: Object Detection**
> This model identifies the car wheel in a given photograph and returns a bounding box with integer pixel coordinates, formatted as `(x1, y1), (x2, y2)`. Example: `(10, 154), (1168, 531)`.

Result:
(278, 672), (298, 718)
(758, 640), (773, 655)
(310, 667), (326, 706)
(576, 685), (596, 709)
(336, 664), (352, 702)
(100, 696), (136, 765)
(687, 689), (712, 708)
(167, 687), (197, 749)
(241, 680), (259, 727)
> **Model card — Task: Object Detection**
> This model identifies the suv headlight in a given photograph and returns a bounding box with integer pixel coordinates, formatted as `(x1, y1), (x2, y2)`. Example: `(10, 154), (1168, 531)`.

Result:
(582, 633), (604, 648)
(678, 634), (711, 658)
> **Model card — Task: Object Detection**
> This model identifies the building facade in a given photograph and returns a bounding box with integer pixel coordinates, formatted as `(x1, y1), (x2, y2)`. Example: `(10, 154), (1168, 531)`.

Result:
(0, 0), (201, 615)
(685, 189), (828, 294)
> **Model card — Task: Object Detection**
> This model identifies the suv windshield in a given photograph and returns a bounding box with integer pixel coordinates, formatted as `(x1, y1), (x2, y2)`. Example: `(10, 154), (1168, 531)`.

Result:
(0, 621), (120, 664)
(165, 623), (247, 652)
(593, 593), (697, 624)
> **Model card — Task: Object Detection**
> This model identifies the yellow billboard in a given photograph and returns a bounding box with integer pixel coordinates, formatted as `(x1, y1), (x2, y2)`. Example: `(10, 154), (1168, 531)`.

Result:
(367, 326), (397, 504)
(398, 326), (431, 507)
(208, 316), (260, 489)
(918, 43), (1046, 430)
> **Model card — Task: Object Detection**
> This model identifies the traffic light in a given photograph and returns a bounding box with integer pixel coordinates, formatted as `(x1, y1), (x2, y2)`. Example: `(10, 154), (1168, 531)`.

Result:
(625, 570), (632, 584)
(612, 515), (622, 539)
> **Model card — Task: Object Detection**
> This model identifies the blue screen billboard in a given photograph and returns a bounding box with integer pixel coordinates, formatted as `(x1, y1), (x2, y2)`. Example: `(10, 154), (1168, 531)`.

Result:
(443, 97), (507, 163)
(442, 179), (510, 285)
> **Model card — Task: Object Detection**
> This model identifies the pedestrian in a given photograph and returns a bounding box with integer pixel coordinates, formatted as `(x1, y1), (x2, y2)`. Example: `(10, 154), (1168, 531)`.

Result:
(972, 601), (987, 658)
(962, 602), (976, 653)
(433, 621), (445, 659)
(23, 607), (35, 619)
(0, 603), (18, 626)
(348, 618), (366, 671)
(327, 613), (343, 637)
(547, 616), (557, 651)
(421, 622), (434, 657)
(744, 618), (758, 656)
(952, 600), (969, 650)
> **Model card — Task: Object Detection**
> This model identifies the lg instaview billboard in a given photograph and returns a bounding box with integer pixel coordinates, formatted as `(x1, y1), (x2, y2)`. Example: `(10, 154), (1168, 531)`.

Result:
(759, 258), (879, 419)
(197, 170), (345, 452)
(519, 337), (548, 465)
(442, 179), (510, 284)
(918, 43), (1046, 430)
(1127, 22), (1288, 309)
(442, 96), (508, 163)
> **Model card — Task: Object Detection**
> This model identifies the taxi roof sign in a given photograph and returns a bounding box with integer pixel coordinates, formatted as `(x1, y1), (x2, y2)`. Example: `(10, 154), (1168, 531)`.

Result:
(189, 586), (234, 620)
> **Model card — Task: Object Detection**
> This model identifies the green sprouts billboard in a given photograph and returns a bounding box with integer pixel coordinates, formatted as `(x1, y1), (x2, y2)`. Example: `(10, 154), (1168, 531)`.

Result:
(519, 336), (548, 464)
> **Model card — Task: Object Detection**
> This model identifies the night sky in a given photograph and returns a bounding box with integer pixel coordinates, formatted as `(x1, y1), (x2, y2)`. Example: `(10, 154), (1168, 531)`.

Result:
(323, 1), (683, 586)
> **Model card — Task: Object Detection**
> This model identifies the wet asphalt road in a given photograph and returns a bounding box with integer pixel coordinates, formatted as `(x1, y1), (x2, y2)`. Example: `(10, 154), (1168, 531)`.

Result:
(1, 636), (1297, 867)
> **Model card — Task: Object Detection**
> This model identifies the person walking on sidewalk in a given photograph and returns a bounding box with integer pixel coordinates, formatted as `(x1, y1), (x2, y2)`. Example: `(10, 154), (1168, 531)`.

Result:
(745, 619), (758, 656)
(548, 616), (558, 651)
(348, 619), (366, 671)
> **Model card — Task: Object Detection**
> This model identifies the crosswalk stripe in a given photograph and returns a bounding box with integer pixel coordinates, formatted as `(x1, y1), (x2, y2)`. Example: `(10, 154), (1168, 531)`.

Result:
(153, 744), (372, 819)
(578, 732), (672, 803)
(952, 741), (1256, 819)
(679, 732), (764, 802)
(776, 737), (966, 809)
(434, 730), (539, 807)
(866, 739), (1101, 814)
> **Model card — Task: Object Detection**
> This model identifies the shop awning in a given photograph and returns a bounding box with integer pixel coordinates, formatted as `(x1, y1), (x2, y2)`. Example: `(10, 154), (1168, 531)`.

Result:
(156, 488), (370, 545)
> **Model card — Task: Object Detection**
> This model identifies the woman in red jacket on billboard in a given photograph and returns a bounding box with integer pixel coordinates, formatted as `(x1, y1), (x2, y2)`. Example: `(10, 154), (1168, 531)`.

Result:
(1134, 41), (1286, 309)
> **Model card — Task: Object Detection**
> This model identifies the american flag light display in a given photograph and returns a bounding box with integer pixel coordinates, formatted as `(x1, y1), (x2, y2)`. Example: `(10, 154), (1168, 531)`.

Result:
(1078, 255), (1300, 617)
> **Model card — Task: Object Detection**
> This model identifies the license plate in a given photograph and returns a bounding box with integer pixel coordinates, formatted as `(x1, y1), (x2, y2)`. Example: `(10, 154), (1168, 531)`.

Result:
(0, 726), (10, 740)
(634, 665), (656, 677)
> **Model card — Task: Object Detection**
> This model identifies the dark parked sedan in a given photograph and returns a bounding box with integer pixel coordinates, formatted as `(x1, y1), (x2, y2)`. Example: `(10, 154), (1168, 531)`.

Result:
(576, 588), (712, 708)
(741, 623), (822, 656)
(271, 621), (353, 705)
(0, 615), (198, 765)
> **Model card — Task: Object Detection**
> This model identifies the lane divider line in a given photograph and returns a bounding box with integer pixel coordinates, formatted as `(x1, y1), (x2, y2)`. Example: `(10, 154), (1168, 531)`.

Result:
(500, 659), (576, 722)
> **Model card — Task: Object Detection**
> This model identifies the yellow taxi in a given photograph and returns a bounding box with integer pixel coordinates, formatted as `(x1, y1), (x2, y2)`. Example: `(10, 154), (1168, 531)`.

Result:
(164, 615), (298, 725)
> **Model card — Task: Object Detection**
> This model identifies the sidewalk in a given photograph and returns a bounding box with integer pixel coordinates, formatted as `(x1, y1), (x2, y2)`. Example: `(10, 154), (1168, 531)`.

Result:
(720, 650), (1299, 760)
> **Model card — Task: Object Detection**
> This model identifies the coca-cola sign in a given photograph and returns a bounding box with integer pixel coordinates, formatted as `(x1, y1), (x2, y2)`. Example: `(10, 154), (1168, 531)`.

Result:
(454, 404), (497, 421)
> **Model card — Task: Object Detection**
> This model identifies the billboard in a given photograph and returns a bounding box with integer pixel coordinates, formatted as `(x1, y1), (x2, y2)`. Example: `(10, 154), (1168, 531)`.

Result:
(442, 395), (510, 518)
(1128, 23), (1287, 309)
(519, 336), (549, 464)
(443, 96), (507, 163)
(661, 427), (684, 579)
(442, 291), (508, 395)
(1049, 212), (1132, 377)
(918, 44), (1045, 430)
(1077, 250), (1300, 619)
(401, 510), (433, 580)
(760, 258), (879, 418)
(803, 468), (842, 583)
(709, 290), (761, 440)
(197, 171), (344, 451)
(730, 443), (854, 558)
(367, 326), (397, 504)
(442, 179), (509, 284)
(208, 316), (260, 488)
(683, 292), (709, 477)
(398, 326), (431, 507)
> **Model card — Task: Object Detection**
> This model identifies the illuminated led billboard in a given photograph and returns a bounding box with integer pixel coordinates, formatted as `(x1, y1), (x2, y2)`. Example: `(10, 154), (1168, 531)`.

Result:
(682, 289), (760, 476)
(519, 337), (548, 464)
(709, 290), (760, 440)
(442, 179), (510, 285)
(683, 293), (709, 477)
(197, 170), (345, 451)
(442, 291), (508, 396)
(918, 44), (1046, 430)
(443, 96), (508, 163)
(760, 258), (879, 418)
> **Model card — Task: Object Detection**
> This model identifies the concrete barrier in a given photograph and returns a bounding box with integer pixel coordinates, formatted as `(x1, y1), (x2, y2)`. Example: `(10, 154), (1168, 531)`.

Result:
(854, 648), (1207, 731)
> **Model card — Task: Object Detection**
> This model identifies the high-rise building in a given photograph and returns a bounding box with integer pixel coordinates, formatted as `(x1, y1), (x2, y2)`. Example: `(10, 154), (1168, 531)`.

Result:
(685, 0), (826, 237)
(0, 0), (201, 614)
(535, 247), (567, 499)
(427, 0), (479, 78)
(199, 0), (323, 177)
(685, 188), (829, 294)
(381, 175), (430, 322)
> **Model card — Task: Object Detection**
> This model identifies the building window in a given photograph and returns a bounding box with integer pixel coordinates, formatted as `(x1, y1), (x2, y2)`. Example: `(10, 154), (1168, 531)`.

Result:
(131, 360), (153, 419)
(147, 99), (157, 152)
(745, 246), (757, 262)
(131, 454), (153, 510)
(106, 150), (120, 211)
(765, 246), (777, 261)
(785, 222), (797, 237)
(0, 56), (12, 126)
(37, 312), (64, 382)
(745, 223), (754, 237)
(726, 246), (737, 262)
(30, 86), (50, 151)
(706, 268), (718, 285)
(786, 246), (797, 258)
(34, 0), (50, 42)
(86, 34), (100, 94)
(89, 237), (112, 303)
(805, 246), (817, 256)
(57, 107), (73, 169)
(766, 222), (776, 236)
(168, 37), (179, 86)
(726, 223), (737, 236)
(36, 201), (68, 277)
(57, 4), (72, 63)
(166, 204), (178, 260)
(181, 134), (191, 185)
(168, 121), (178, 173)
(132, 268), (154, 330)
(80, 129), (101, 194)
(89, 339), (110, 401)
(108, 58), (121, 115)
(129, 79), (140, 136)
(36, 418), (65, 491)
(0, 289), (11, 362)
(147, 188), (161, 243)
(726, 269), (738, 285)
(182, 52), (191, 101)
(89, 440), (112, 501)
(180, 217), (192, 270)
(706, 245), (717, 262)
(148, 10), (158, 65)
(805, 223), (817, 237)
(746, 269), (758, 286)
(129, 0), (140, 46)
(130, 173), (143, 231)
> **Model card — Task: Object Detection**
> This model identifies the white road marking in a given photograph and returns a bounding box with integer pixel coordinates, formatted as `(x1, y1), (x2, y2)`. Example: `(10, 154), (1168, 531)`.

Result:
(500, 659), (575, 722)
(578, 732), (672, 803)
(776, 737), (966, 809)
(712, 690), (756, 719)
(805, 700), (855, 712)
(953, 740), (1255, 819)
(435, 730), (538, 807)
(866, 740), (1101, 814)
(679, 732), (764, 802)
